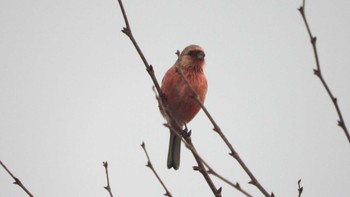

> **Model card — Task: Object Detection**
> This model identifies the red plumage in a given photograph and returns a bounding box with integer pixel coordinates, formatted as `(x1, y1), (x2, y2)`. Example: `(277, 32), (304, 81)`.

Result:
(160, 45), (208, 170)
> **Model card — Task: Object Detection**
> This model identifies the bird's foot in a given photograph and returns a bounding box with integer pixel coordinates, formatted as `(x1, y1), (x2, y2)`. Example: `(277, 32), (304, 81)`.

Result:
(181, 123), (192, 138)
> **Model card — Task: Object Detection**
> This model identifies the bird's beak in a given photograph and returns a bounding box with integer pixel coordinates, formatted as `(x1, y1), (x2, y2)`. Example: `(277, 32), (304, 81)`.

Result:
(196, 51), (205, 59)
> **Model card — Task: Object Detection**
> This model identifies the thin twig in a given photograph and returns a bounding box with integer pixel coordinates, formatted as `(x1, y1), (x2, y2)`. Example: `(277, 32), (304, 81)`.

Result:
(103, 161), (114, 197)
(0, 160), (34, 197)
(297, 179), (303, 197)
(116, 1), (223, 196)
(175, 67), (274, 197)
(141, 142), (173, 197)
(207, 169), (252, 197)
(117, 0), (162, 95)
(298, 0), (350, 143)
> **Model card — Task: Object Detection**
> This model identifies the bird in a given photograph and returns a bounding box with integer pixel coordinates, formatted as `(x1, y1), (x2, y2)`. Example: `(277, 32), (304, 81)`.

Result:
(160, 44), (208, 170)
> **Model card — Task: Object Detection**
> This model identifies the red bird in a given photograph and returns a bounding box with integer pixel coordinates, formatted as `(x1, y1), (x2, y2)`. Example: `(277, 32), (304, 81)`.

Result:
(160, 45), (208, 170)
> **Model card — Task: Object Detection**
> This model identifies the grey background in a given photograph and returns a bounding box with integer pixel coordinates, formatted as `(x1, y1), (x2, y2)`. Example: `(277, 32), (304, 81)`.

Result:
(1, 0), (350, 196)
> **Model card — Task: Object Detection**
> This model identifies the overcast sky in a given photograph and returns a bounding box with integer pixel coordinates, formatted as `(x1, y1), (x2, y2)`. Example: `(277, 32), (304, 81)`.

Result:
(1, 0), (350, 196)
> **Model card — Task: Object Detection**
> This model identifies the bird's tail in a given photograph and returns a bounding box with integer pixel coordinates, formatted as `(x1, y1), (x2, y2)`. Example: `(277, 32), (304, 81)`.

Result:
(167, 132), (181, 170)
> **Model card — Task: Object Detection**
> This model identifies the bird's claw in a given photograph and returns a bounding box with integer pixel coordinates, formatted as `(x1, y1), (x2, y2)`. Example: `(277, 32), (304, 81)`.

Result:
(181, 123), (192, 138)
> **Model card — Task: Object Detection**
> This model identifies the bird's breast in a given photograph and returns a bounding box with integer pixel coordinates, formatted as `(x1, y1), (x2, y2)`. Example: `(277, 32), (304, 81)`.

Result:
(163, 70), (207, 123)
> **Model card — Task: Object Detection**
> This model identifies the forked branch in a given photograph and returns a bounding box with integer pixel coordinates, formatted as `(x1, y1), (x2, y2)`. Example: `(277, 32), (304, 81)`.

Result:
(141, 142), (173, 197)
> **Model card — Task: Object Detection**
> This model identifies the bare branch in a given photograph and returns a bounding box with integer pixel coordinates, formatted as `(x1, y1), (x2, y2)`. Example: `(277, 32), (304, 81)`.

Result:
(207, 169), (252, 197)
(117, 0), (162, 95)
(103, 161), (114, 197)
(298, 1), (350, 143)
(141, 142), (173, 197)
(175, 66), (274, 197)
(0, 160), (34, 197)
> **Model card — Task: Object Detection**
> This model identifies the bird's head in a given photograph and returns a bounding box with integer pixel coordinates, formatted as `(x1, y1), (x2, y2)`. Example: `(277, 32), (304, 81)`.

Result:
(178, 45), (205, 72)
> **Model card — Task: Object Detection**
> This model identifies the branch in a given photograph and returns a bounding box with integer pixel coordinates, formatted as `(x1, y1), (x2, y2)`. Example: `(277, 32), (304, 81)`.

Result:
(298, 0), (350, 143)
(117, 0), (162, 95)
(0, 160), (34, 197)
(175, 67), (274, 197)
(141, 142), (173, 197)
(297, 179), (303, 197)
(103, 161), (114, 197)
(207, 168), (252, 197)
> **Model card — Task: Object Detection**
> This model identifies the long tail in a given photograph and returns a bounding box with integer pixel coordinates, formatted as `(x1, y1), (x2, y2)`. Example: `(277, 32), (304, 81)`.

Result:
(167, 132), (181, 170)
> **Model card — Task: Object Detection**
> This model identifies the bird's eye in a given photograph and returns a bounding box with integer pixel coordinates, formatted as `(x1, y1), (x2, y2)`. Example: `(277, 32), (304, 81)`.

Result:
(187, 51), (196, 57)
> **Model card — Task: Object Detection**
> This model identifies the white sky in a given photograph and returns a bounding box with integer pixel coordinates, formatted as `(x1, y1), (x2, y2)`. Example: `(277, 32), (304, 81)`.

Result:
(1, 0), (350, 196)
